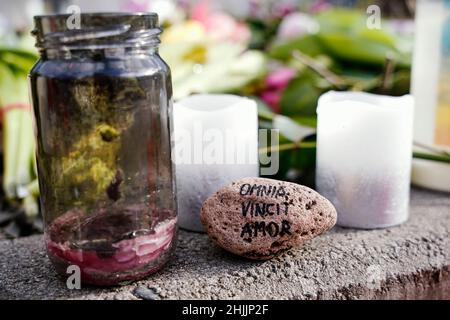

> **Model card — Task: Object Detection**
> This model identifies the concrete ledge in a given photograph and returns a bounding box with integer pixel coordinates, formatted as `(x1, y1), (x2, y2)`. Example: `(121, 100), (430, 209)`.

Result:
(0, 188), (449, 300)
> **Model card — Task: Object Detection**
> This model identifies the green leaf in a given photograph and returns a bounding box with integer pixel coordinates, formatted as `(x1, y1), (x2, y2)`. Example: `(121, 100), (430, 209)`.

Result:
(0, 61), (19, 106)
(279, 73), (324, 117)
(313, 9), (411, 68)
(317, 32), (402, 67)
(0, 47), (38, 62)
(316, 9), (366, 33)
(247, 18), (281, 50)
(0, 47), (38, 76)
(269, 34), (324, 61)
(272, 144), (317, 187)
(273, 114), (316, 142)
(388, 70), (412, 96)
(254, 96), (275, 121)
(358, 28), (398, 49)
(291, 116), (318, 128)
(331, 67), (380, 91)
(0, 60), (36, 200)
(289, 146), (316, 176)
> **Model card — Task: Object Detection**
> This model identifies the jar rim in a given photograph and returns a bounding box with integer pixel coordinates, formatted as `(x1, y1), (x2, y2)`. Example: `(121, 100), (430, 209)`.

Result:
(32, 12), (161, 51)
(33, 12), (158, 20)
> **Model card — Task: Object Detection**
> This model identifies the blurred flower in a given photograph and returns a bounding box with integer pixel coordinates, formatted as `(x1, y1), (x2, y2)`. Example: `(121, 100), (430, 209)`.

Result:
(201, 12), (251, 43)
(160, 40), (266, 99)
(162, 20), (206, 43)
(161, 1), (263, 99)
(190, 0), (251, 44)
(277, 12), (320, 41)
(388, 19), (416, 38)
(260, 91), (282, 112)
(266, 67), (296, 89)
(0, 0), (44, 31)
(247, 0), (297, 20)
(272, 1), (298, 18)
(248, 0), (266, 19)
(310, 0), (331, 13)
(122, 0), (148, 12)
(260, 67), (296, 113)
(122, 0), (183, 24)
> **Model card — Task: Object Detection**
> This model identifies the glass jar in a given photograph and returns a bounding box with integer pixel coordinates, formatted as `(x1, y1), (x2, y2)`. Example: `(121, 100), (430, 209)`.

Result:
(29, 13), (177, 286)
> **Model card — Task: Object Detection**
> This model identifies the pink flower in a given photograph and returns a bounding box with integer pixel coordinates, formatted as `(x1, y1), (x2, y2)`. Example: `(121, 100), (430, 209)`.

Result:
(266, 67), (297, 90)
(190, 0), (251, 43)
(229, 20), (252, 43)
(203, 12), (249, 43)
(191, 0), (210, 22)
(273, 2), (298, 18)
(261, 67), (297, 113)
(310, 0), (331, 13)
(122, 0), (150, 12)
(261, 91), (282, 113)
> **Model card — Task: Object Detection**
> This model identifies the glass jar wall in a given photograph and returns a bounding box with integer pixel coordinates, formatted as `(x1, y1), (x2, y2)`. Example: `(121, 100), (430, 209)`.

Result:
(29, 13), (177, 286)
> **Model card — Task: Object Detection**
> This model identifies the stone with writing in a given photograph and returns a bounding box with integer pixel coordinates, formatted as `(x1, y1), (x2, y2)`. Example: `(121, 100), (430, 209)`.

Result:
(200, 177), (337, 260)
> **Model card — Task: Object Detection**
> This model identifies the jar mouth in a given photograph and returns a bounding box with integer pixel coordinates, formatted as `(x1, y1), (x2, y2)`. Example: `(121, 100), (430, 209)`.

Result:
(32, 12), (161, 50)
(34, 12), (158, 20)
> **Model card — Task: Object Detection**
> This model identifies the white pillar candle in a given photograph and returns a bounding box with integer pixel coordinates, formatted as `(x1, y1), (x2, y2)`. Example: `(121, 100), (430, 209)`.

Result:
(316, 91), (414, 229)
(173, 94), (259, 232)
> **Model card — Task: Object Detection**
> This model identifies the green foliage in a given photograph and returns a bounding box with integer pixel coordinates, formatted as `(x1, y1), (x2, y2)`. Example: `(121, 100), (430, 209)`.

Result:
(269, 34), (324, 60)
(280, 72), (324, 117)
(0, 46), (39, 218)
(0, 48), (38, 75)
(247, 18), (281, 51)
(317, 32), (409, 68)
(263, 8), (413, 184)
(269, 8), (412, 124)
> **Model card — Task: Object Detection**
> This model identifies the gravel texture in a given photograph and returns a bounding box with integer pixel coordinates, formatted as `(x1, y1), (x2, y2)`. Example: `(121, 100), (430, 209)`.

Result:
(0, 188), (449, 300)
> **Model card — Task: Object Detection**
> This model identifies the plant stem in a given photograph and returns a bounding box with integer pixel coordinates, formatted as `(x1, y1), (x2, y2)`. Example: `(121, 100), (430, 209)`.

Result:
(26, 179), (40, 198)
(413, 152), (450, 164)
(260, 142), (450, 165)
(23, 194), (39, 220)
(16, 110), (35, 193)
(292, 50), (348, 89)
(379, 53), (396, 93)
(258, 110), (275, 121)
(413, 141), (450, 157)
(3, 109), (22, 198)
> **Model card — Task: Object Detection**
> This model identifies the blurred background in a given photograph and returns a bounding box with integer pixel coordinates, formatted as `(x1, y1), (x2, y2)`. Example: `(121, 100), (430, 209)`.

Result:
(0, 0), (440, 238)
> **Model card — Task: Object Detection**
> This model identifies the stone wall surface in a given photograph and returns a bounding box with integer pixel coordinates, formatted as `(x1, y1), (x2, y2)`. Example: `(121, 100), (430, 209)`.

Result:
(0, 188), (448, 300)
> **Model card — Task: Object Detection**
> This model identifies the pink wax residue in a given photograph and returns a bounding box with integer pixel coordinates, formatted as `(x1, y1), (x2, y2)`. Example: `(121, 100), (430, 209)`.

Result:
(45, 206), (177, 285)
